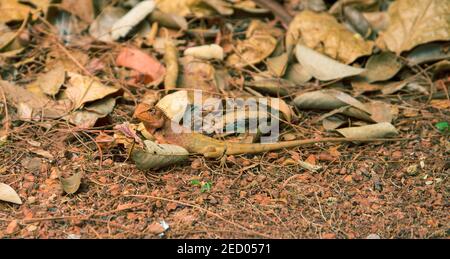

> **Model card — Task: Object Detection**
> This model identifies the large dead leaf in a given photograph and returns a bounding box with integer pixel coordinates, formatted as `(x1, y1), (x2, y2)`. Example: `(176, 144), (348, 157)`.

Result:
(116, 47), (166, 85)
(132, 140), (189, 170)
(0, 80), (72, 120)
(287, 10), (374, 64)
(376, 0), (450, 54)
(295, 44), (366, 81)
(0, 183), (22, 205)
(66, 73), (119, 110)
(337, 122), (399, 139)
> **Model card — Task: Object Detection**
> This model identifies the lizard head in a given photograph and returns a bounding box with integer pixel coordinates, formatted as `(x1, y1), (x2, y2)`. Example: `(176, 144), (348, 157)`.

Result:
(133, 103), (166, 133)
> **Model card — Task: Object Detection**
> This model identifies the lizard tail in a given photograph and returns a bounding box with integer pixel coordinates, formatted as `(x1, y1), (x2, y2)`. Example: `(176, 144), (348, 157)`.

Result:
(225, 137), (406, 156)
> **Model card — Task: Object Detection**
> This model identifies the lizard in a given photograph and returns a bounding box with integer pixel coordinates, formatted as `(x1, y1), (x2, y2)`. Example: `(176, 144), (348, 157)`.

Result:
(134, 103), (406, 159)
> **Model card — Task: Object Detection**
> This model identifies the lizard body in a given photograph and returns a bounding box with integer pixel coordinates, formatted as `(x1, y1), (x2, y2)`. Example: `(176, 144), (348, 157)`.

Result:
(136, 104), (404, 159)
(160, 120), (402, 159)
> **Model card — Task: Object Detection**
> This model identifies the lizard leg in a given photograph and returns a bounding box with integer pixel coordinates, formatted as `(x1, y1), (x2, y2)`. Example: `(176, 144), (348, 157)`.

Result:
(203, 145), (227, 159)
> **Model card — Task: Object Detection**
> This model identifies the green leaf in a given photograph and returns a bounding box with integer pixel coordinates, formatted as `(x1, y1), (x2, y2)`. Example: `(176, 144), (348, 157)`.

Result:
(436, 122), (449, 133)
(201, 182), (212, 193)
(191, 180), (201, 186)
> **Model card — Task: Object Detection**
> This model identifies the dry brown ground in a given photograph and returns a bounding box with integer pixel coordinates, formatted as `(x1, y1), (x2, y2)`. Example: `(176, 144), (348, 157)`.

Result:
(1, 99), (448, 239)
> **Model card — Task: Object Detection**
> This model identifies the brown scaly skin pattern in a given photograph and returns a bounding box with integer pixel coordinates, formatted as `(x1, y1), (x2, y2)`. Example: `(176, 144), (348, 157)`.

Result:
(136, 106), (407, 159)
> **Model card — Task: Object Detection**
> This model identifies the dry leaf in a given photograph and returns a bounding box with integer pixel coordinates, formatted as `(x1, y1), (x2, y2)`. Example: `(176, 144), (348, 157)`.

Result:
(0, 23), (23, 51)
(60, 0), (95, 23)
(30, 148), (54, 160)
(24, 0), (50, 12)
(0, 183), (22, 205)
(233, 0), (271, 13)
(156, 90), (190, 122)
(164, 40), (179, 91)
(132, 140), (189, 170)
(66, 73), (119, 110)
(406, 42), (450, 66)
(179, 56), (218, 92)
(267, 53), (289, 77)
(0, 80), (72, 120)
(147, 221), (165, 234)
(430, 100), (450, 110)
(295, 44), (366, 81)
(203, 0), (233, 15)
(89, 6), (127, 42)
(343, 6), (372, 38)
(285, 63), (313, 85)
(337, 122), (399, 139)
(60, 172), (82, 194)
(184, 44), (224, 60)
(298, 160), (322, 172)
(0, 0), (31, 23)
(227, 24), (277, 68)
(287, 10), (374, 64)
(294, 89), (370, 114)
(351, 79), (384, 95)
(111, 0), (156, 40)
(366, 101), (397, 123)
(323, 116), (347, 131)
(376, 0), (450, 54)
(116, 47), (166, 85)
(362, 11), (390, 32)
(155, 0), (214, 17)
(246, 78), (291, 97)
(150, 9), (188, 30)
(67, 97), (116, 128)
(362, 52), (403, 83)
(35, 66), (66, 96)
(6, 220), (19, 234)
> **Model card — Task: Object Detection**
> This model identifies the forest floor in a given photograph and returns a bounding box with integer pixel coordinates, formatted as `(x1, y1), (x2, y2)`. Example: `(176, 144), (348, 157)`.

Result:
(1, 102), (448, 238)
(0, 0), (449, 239)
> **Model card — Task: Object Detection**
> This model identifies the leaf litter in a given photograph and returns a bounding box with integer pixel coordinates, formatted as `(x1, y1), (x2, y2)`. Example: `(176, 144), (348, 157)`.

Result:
(0, 0), (448, 239)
